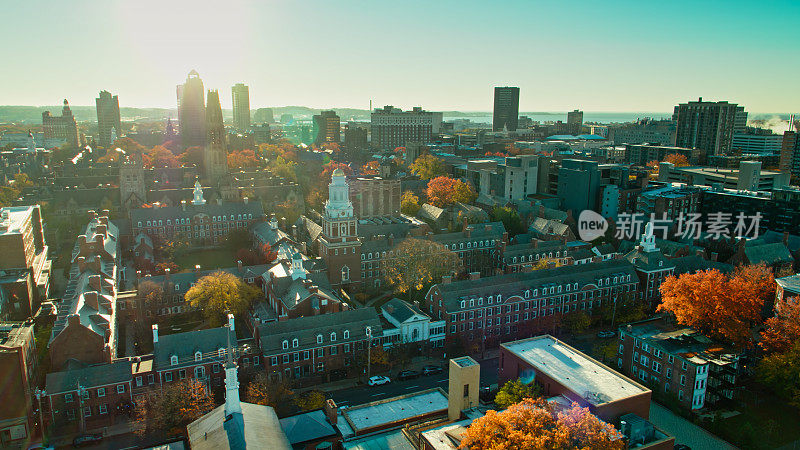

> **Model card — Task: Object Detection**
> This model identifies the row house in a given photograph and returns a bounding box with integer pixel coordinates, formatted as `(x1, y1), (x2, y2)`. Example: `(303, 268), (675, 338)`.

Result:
(617, 318), (742, 410)
(255, 308), (382, 383)
(424, 260), (640, 348)
(129, 182), (264, 245)
(49, 212), (120, 370)
(44, 360), (133, 430)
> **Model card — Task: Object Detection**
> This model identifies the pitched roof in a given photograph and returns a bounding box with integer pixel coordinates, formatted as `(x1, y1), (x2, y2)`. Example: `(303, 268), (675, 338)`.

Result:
(188, 402), (291, 450)
(381, 298), (428, 324)
(130, 201), (264, 222)
(257, 308), (382, 354)
(46, 360), (132, 394)
(743, 243), (794, 265)
(153, 326), (236, 370)
(530, 217), (570, 237)
(432, 260), (637, 312)
(279, 410), (339, 445)
(418, 203), (446, 222)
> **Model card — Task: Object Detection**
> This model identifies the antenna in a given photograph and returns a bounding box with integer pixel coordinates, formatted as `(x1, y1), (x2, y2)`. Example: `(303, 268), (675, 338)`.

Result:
(369, 99), (372, 113)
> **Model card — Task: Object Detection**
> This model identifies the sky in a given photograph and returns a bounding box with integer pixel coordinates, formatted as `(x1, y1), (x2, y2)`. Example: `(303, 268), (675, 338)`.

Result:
(2, 0), (799, 113)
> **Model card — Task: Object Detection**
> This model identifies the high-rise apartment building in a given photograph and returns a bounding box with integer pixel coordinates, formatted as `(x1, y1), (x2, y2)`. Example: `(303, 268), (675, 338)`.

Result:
(313, 110), (341, 145)
(177, 70), (206, 148)
(567, 109), (584, 134)
(780, 130), (800, 179)
(370, 106), (438, 149)
(95, 90), (121, 148)
(42, 99), (80, 147)
(492, 86), (520, 132)
(673, 98), (747, 158)
(231, 83), (251, 132)
(204, 90), (229, 184)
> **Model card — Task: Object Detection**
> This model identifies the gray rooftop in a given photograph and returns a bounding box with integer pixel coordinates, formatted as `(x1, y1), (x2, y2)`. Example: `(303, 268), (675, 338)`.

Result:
(46, 360), (132, 394)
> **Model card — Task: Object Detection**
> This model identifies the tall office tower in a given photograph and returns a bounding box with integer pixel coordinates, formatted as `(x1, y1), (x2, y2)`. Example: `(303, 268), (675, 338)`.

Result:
(204, 90), (229, 184)
(492, 86), (520, 132)
(673, 98), (747, 157)
(95, 91), (121, 148)
(780, 130), (800, 179)
(567, 109), (584, 134)
(42, 99), (80, 147)
(231, 83), (251, 132)
(313, 110), (341, 144)
(253, 108), (274, 124)
(370, 106), (437, 149)
(177, 70), (206, 148)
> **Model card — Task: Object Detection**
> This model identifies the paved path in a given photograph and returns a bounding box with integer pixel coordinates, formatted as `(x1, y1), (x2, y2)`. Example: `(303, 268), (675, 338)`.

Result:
(649, 403), (737, 450)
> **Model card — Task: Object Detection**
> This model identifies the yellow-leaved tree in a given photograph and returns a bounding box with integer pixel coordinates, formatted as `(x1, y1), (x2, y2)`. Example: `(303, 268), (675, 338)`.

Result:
(185, 271), (263, 326)
(384, 238), (459, 302)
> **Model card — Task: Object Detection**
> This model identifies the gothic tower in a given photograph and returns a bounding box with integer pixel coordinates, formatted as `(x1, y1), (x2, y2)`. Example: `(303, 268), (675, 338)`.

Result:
(319, 169), (361, 289)
(120, 153), (146, 211)
(203, 90), (229, 185)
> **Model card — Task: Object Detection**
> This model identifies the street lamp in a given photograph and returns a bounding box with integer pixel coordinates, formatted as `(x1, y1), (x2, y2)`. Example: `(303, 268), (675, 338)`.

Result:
(77, 385), (87, 433)
(34, 388), (46, 441)
(366, 326), (372, 381)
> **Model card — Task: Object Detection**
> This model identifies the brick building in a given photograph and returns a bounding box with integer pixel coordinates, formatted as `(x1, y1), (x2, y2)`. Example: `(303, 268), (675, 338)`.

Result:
(0, 205), (51, 321)
(49, 212), (120, 370)
(347, 176), (401, 219)
(617, 318), (742, 410)
(500, 335), (652, 422)
(256, 308), (382, 383)
(623, 227), (675, 304)
(42, 99), (80, 148)
(261, 253), (345, 321)
(424, 260), (639, 349)
(0, 322), (37, 444)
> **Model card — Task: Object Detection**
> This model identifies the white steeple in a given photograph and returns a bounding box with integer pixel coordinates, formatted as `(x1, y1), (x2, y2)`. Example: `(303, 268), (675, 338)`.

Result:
(640, 222), (657, 253)
(192, 180), (206, 205)
(224, 314), (241, 416)
(289, 252), (306, 280)
(324, 169), (354, 219)
(27, 131), (35, 153)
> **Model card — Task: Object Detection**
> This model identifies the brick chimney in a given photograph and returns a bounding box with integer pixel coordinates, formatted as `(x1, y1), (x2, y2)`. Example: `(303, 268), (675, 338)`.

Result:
(469, 272), (480, 280)
(194, 264), (201, 273)
(442, 275), (452, 284)
(77, 256), (87, 272)
(237, 260), (243, 272)
(324, 399), (338, 425)
(84, 291), (99, 310)
(152, 324), (159, 344)
(164, 268), (171, 282)
(89, 274), (102, 291)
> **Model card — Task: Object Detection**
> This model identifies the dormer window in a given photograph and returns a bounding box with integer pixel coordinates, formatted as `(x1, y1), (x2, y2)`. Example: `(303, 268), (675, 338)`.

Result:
(194, 351), (202, 361)
(170, 355), (178, 366)
(460, 300), (466, 309)
(282, 340), (289, 350)
(317, 334), (323, 344)
(218, 348), (225, 358)
(524, 290), (530, 298)
(330, 332), (336, 341)
(292, 338), (299, 348)
(343, 330), (350, 339)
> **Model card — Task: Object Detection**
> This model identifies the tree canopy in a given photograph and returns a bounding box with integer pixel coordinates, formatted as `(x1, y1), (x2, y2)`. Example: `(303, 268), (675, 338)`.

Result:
(134, 378), (214, 437)
(400, 191), (421, 216)
(658, 264), (774, 347)
(490, 206), (525, 237)
(384, 238), (459, 300)
(459, 398), (625, 450)
(410, 154), (447, 180)
(426, 176), (477, 207)
(494, 379), (542, 409)
(760, 296), (800, 354)
(758, 341), (800, 409)
(245, 372), (295, 417)
(185, 271), (263, 326)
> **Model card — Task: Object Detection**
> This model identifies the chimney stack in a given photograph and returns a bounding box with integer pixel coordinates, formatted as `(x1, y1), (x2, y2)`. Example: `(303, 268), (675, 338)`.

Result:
(469, 272), (480, 281)
(152, 324), (159, 343)
(237, 260), (243, 272)
(442, 275), (452, 284)
(228, 313), (235, 333)
(324, 399), (338, 425)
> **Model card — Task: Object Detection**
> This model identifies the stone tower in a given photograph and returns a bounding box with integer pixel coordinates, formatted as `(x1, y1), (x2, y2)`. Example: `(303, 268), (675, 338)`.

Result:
(319, 169), (361, 289)
(204, 90), (229, 185)
(448, 356), (480, 420)
(120, 153), (146, 211)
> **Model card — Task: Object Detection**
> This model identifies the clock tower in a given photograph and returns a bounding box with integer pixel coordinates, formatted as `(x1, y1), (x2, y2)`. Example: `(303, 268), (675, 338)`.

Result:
(319, 169), (361, 290)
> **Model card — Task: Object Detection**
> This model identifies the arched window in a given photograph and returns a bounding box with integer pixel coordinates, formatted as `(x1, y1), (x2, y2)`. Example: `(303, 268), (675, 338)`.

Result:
(282, 340), (289, 350)
(194, 351), (202, 361)
(170, 355), (178, 366)
(343, 330), (350, 339)
(317, 334), (323, 344)
(292, 338), (299, 348)
(330, 332), (337, 341)
(218, 348), (225, 358)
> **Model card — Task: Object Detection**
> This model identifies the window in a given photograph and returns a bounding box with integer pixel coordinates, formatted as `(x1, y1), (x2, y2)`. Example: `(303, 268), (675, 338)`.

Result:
(170, 355), (178, 365)
(282, 340), (289, 350)
(213, 363), (220, 373)
(195, 351), (202, 361)
(680, 375), (686, 386)
(330, 332), (336, 341)
(84, 406), (92, 417)
(283, 355), (289, 364)
(317, 348), (323, 358)
(97, 388), (106, 397)
(165, 372), (173, 382)
(147, 374), (154, 385)
(343, 330), (350, 339)
(292, 338), (299, 348)
(117, 384), (125, 394)
(303, 351), (309, 360)
(178, 369), (186, 380)
(99, 404), (108, 415)
(64, 393), (74, 403)
(317, 335), (323, 344)
(271, 357), (278, 366)
(344, 343), (351, 353)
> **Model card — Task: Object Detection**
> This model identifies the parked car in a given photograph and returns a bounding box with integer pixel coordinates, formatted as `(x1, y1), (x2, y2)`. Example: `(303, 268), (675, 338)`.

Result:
(368, 375), (391, 386)
(26, 444), (54, 450)
(596, 331), (616, 338)
(73, 433), (103, 447)
(398, 370), (420, 381)
(422, 365), (443, 375)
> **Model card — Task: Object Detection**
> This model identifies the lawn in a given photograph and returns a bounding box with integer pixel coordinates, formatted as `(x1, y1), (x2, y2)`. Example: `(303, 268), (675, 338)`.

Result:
(174, 248), (238, 272)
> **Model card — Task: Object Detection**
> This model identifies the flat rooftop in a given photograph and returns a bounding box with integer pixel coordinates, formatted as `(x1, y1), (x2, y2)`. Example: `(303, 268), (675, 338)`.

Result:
(502, 335), (648, 405)
(0, 206), (33, 236)
(343, 388), (449, 433)
(453, 356), (477, 368)
(0, 322), (33, 348)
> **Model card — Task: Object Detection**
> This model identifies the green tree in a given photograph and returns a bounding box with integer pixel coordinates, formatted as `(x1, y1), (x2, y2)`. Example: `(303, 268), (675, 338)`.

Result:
(185, 271), (263, 326)
(494, 379), (542, 408)
(562, 311), (591, 334)
(490, 206), (525, 236)
(758, 341), (800, 408)
(400, 191), (421, 215)
(294, 390), (326, 412)
(410, 154), (447, 180)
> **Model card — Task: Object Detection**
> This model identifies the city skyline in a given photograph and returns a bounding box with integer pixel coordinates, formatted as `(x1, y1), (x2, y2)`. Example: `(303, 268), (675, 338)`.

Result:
(1, 1), (798, 113)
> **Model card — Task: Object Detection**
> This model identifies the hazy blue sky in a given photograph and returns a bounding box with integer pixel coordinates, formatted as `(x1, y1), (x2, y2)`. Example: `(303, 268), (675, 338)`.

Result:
(2, 0), (799, 113)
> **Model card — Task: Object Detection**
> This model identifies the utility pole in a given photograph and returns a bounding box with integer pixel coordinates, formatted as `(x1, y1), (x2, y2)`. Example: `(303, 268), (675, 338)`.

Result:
(611, 296), (618, 329)
(77, 385), (87, 433)
(34, 388), (46, 441)
(366, 326), (372, 381)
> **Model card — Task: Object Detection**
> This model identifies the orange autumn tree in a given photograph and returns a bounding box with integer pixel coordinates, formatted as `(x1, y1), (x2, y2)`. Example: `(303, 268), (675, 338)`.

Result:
(663, 153), (690, 166)
(459, 398), (625, 450)
(134, 378), (214, 437)
(658, 264), (774, 347)
(760, 296), (800, 354)
(426, 176), (477, 207)
(359, 160), (380, 175)
(143, 145), (180, 168)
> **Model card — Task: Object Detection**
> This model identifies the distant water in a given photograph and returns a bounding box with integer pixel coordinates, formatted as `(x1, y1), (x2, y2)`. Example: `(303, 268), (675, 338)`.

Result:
(444, 112), (672, 125)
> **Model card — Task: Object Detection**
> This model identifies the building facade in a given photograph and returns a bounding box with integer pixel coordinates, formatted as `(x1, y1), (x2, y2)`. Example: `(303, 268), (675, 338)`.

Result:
(492, 87), (520, 132)
(347, 176), (401, 218)
(673, 98), (746, 157)
(231, 83), (251, 132)
(313, 110), (341, 145)
(95, 90), (121, 148)
(0, 322), (37, 445)
(177, 70), (206, 148)
(42, 99), (80, 148)
(204, 90), (230, 184)
(371, 106), (438, 149)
